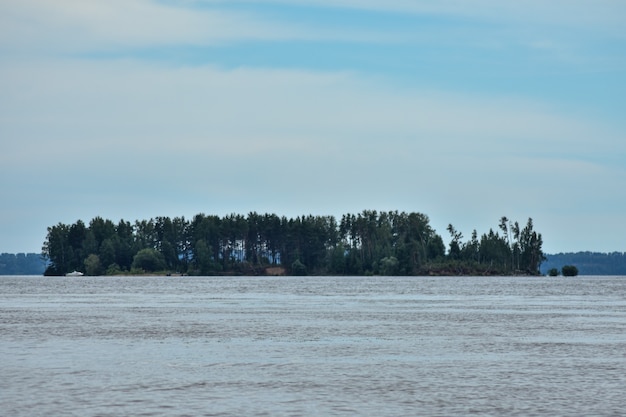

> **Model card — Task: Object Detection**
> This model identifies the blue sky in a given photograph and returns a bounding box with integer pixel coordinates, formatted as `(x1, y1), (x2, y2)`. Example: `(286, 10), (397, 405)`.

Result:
(1, 0), (625, 254)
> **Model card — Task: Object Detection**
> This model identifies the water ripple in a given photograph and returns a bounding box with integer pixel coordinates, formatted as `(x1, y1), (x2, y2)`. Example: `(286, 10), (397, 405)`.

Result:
(1, 275), (625, 416)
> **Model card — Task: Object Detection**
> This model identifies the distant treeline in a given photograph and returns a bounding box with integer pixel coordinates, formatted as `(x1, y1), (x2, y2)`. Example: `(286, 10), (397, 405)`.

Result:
(541, 252), (626, 276)
(41, 211), (545, 277)
(0, 253), (46, 275)
(10, 249), (622, 277)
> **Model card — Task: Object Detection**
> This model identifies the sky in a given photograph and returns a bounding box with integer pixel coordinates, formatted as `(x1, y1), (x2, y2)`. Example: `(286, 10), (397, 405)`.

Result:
(1, 0), (625, 255)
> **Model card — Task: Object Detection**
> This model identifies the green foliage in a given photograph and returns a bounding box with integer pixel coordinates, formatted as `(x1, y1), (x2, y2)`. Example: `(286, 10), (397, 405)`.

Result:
(42, 211), (546, 276)
(84, 254), (103, 276)
(106, 263), (123, 275)
(191, 239), (221, 276)
(291, 259), (307, 276)
(131, 249), (166, 273)
(379, 256), (399, 275)
(561, 265), (579, 277)
(445, 217), (545, 276)
(548, 268), (559, 277)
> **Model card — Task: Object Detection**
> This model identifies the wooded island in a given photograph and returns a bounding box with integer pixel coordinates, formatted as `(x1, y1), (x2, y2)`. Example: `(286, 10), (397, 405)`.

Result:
(42, 211), (545, 276)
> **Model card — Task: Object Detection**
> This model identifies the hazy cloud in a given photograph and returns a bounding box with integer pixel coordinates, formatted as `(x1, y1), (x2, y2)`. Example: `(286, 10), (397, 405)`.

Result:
(2, 58), (624, 252)
(1, 0), (624, 253)
(0, 0), (306, 54)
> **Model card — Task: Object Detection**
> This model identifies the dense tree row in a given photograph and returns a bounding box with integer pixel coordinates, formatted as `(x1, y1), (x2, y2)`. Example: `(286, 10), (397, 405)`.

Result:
(42, 211), (545, 276)
(445, 216), (545, 275)
(541, 251), (626, 275)
(0, 253), (46, 275)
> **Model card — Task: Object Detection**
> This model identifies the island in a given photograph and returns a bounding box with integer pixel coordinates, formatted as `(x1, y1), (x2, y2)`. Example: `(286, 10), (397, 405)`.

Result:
(41, 211), (546, 277)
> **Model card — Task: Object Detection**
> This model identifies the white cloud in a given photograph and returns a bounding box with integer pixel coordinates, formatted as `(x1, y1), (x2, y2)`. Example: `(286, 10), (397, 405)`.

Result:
(3, 0), (623, 58)
(0, 0), (309, 54)
(3, 59), (619, 166)
(0, 0), (411, 56)
(2, 59), (623, 234)
(1, 0), (624, 254)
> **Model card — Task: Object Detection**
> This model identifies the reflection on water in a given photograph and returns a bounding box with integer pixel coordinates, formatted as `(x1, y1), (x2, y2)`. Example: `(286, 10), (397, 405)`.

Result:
(1, 275), (625, 416)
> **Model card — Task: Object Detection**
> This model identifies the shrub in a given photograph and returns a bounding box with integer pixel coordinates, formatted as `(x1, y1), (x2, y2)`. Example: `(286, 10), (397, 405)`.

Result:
(379, 256), (400, 275)
(132, 248), (166, 272)
(291, 259), (307, 276)
(84, 254), (103, 276)
(548, 268), (559, 277)
(561, 265), (579, 277)
(106, 263), (123, 275)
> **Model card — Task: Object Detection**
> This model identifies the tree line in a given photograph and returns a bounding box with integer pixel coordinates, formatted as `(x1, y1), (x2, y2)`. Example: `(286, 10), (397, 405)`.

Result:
(0, 253), (46, 275)
(541, 252), (626, 276)
(42, 211), (545, 276)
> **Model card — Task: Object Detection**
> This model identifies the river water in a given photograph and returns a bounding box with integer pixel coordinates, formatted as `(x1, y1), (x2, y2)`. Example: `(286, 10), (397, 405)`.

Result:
(1, 275), (625, 416)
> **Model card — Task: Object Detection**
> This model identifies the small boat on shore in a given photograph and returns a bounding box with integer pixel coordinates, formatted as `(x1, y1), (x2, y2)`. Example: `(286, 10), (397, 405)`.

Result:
(65, 271), (84, 277)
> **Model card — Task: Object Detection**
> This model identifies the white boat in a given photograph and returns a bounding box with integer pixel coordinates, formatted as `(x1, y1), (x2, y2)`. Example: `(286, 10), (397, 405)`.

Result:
(65, 270), (84, 277)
